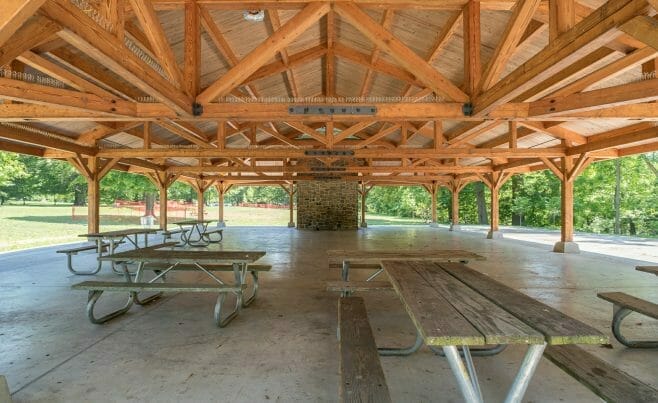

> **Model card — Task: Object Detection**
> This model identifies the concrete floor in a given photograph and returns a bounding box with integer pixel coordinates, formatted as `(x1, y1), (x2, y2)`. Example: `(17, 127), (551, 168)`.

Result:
(0, 226), (656, 402)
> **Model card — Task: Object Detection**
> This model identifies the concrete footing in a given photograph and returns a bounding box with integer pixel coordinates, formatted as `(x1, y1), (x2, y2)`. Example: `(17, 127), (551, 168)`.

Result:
(450, 224), (461, 231)
(429, 222), (439, 228)
(217, 220), (227, 228)
(360, 222), (368, 228)
(487, 230), (503, 239)
(553, 241), (580, 253)
(288, 222), (295, 228)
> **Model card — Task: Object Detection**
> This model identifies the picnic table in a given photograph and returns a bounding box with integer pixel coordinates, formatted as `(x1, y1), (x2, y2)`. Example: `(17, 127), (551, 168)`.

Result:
(327, 249), (486, 282)
(80, 228), (158, 273)
(173, 219), (215, 247)
(76, 249), (268, 326)
(378, 260), (608, 403)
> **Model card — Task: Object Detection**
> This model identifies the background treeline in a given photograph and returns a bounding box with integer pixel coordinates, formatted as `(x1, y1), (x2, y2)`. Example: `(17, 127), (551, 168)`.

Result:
(0, 152), (656, 236)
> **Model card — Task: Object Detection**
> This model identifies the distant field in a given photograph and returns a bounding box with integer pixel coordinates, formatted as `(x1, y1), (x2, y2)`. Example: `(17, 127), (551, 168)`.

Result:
(0, 204), (421, 252)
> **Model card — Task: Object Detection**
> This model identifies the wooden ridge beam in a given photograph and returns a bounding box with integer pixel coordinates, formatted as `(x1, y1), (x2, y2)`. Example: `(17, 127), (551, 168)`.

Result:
(335, 2), (468, 102)
(97, 146), (565, 159)
(42, 0), (193, 115)
(197, 2), (330, 103)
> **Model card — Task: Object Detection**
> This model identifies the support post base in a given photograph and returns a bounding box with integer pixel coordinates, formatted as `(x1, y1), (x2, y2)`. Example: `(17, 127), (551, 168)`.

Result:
(553, 241), (580, 253)
(429, 222), (439, 228)
(487, 230), (503, 239)
(360, 222), (368, 228)
(449, 224), (461, 231)
(217, 220), (227, 228)
(288, 222), (295, 228)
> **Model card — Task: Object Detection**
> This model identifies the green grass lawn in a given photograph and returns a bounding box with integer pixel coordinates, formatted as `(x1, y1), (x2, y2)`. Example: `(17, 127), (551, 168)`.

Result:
(0, 203), (421, 252)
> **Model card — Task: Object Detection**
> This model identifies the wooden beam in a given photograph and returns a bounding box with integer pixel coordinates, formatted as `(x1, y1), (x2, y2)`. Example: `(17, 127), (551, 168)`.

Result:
(334, 2), (468, 102)
(129, 0), (184, 86)
(0, 123), (96, 155)
(197, 2), (330, 103)
(0, 0), (47, 48)
(0, 16), (60, 68)
(359, 9), (395, 97)
(184, 1), (201, 96)
(529, 78), (658, 117)
(475, 0), (650, 115)
(0, 138), (45, 156)
(156, 120), (214, 148)
(333, 43), (423, 87)
(480, 0), (541, 91)
(285, 121), (328, 144)
(244, 45), (327, 85)
(266, 10), (299, 98)
(42, 0), (192, 115)
(463, 0), (481, 96)
(620, 15), (658, 50)
(326, 10), (335, 97)
(549, 0), (575, 42)
(0, 76), (136, 116)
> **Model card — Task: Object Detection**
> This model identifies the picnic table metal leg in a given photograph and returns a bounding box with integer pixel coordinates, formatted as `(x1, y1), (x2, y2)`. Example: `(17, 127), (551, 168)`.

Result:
(341, 261), (351, 297)
(430, 344), (507, 357)
(85, 263), (134, 324)
(214, 291), (241, 327)
(442, 345), (484, 403)
(131, 262), (164, 305)
(65, 251), (103, 275)
(503, 342), (546, 403)
(378, 331), (423, 356)
(610, 305), (658, 348)
(242, 270), (259, 307)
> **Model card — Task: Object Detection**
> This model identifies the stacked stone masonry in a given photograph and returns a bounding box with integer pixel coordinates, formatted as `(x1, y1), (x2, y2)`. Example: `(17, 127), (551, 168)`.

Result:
(297, 180), (358, 230)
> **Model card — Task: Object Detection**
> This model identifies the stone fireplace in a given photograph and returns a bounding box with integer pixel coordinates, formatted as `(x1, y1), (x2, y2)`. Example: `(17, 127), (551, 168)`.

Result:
(296, 180), (358, 230)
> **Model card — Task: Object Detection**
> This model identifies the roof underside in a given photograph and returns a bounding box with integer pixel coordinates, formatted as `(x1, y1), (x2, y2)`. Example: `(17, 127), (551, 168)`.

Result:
(0, 0), (657, 188)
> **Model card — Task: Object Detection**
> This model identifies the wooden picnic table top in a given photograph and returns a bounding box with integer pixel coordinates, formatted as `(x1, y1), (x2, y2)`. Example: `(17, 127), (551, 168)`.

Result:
(80, 228), (158, 238)
(327, 249), (485, 265)
(381, 260), (608, 347)
(173, 219), (214, 226)
(99, 249), (266, 265)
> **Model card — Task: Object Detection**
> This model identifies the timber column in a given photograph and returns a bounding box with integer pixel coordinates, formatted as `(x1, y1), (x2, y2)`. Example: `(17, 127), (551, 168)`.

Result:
(483, 172), (511, 239)
(67, 156), (119, 233)
(281, 182), (296, 228)
(191, 178), (215, 222)
(215, 182), (232, 227)
(147, 172), (178, 230)
(428, 182), (439, 228)
(448, 180), (465, 231)
(358, 182), (372, 228)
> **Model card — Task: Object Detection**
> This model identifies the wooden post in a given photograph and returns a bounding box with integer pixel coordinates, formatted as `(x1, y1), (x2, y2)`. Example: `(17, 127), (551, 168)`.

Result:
(196, 187), (204, 220)
(463, 0), (481, 96)
(553, 151), (579, 253)
(483, 172), (511, 239)
(214, 181), (230, 227)
(359, 182), (369, 228)
(87, 157), (100, 234)
(430, 182), (439, 228)
(288, 182), (296, 227)
(146, 172), (177, 230)
(158, 184), (168, 230)
(67, 156), (119, 234)
(449, 180), (462, 231)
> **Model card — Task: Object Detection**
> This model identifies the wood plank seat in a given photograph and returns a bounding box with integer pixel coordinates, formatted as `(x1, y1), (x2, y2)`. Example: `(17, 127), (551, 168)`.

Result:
(201, 228), (223, 243)
(338, 297), (392, 403)
(72, 280), (245, 327)
(141, 262), (270, 307)
(160, 228), (188, 243)
(56, 241), (124, 275)
(0, 375), (11, 403)
(597, 292), (658, 348)
(544, 345), (658, 403)
(635, 266), (658, 276)
(326, 280), (393, 293)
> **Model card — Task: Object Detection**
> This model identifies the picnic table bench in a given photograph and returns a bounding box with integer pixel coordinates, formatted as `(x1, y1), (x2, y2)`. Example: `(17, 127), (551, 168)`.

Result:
(0, 375), (10, 403)
(596, 265), (657, 348)
(159, 228), (188, 245)
(79, 228), (159, 273)
(72, 249), (267, 327)
(364, 260), (608, 402)
(56, 241), (123, 275)
(173, 220), (215, 247)
(338, 297), (391, 403)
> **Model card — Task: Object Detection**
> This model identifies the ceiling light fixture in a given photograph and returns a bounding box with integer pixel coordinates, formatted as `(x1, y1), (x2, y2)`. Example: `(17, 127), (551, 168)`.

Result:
(243, 10), (265, 22)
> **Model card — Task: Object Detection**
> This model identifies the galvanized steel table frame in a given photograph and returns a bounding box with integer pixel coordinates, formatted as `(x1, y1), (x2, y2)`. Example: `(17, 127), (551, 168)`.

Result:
(81, 228), (158, 274)
(173, 219), (214, 247)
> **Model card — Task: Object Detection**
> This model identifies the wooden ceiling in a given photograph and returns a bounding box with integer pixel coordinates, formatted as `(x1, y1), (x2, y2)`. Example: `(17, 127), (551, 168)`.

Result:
(0, 0), (657, 187)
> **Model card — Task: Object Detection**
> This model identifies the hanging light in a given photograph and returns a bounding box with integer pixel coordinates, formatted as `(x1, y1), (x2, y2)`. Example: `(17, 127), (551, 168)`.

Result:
(243, 10), (265, 22)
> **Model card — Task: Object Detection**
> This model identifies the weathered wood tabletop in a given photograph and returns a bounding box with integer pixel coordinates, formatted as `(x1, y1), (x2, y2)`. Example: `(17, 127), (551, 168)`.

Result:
(636, 265), (658, 276)
(327, 249), (486, 266)
(382, 260), (608, 346)
(81, 228), (158, 238)
(173, 219), (214, 226)
(100, 249), (266, 265)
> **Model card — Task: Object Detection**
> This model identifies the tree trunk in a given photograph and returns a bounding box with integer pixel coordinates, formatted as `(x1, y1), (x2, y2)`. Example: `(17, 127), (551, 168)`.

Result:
(642, 154), (658, 178)
(73, 184), (87, 206)
(614, 159), (621, 235)
(475, 182), (488, 225)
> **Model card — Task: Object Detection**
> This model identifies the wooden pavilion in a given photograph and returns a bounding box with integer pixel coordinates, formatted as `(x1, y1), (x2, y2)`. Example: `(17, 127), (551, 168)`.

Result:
(0, 0), (657, 251)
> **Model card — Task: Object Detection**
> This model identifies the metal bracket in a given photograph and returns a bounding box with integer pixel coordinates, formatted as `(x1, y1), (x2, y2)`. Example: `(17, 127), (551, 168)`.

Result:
(192, 102), (204, 116)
